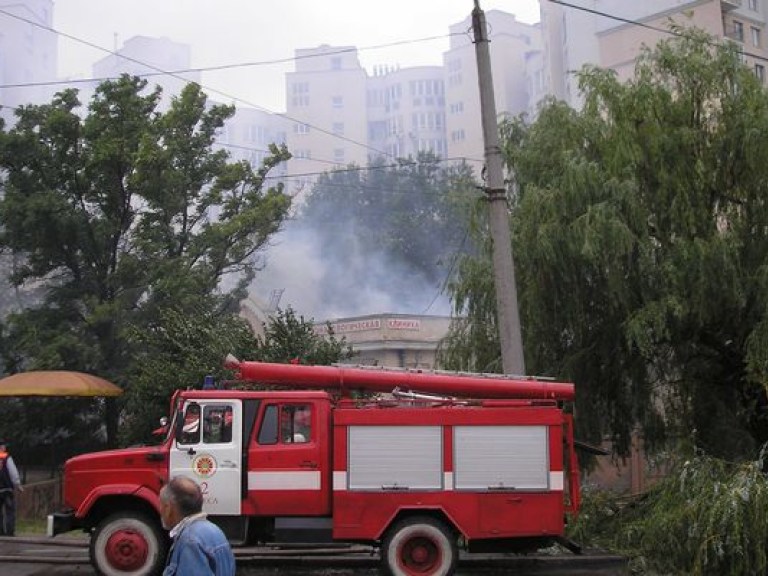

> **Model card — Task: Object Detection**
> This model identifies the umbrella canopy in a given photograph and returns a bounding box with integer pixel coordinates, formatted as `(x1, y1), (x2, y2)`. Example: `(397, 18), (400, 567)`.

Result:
(0, 371), (123, 397)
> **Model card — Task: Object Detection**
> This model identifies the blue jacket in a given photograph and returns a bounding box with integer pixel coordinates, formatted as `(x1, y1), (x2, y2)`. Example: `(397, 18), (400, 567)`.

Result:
(163, 517), (235, 576)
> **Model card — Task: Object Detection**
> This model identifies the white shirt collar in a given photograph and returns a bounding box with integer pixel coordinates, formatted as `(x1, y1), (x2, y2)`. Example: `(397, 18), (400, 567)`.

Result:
(169, 511), (207, 539)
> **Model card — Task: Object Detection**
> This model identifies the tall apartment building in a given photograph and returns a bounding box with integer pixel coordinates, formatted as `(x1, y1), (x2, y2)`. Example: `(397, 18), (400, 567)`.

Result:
(282, 15), (542, 195)
(443, 10), (542, 161)
(367, 65), (447, 160)
(216, 105), (289, 179)
(90, 36), (201, 110)
(0, 0), (57, 126)
(90, 35), (287, 177)
(541, 0), (768, 110)
(284, 45), (369, 196)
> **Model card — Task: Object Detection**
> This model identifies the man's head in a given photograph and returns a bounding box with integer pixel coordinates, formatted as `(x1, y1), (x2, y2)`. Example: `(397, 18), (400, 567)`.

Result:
(159, 476), (204, 530)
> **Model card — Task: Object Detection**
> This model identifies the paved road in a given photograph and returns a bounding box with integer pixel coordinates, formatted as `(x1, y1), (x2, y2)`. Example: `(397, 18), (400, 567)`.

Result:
(0, 536), (629, 576)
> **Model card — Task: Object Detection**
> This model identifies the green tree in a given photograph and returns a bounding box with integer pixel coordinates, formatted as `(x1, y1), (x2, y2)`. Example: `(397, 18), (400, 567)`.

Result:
(121, 304), (259, 445)
(122, 306), (352, 444)
(0, 76), (291, 446)
(442, 29), (768, 459)
(252, 306), (353, 365)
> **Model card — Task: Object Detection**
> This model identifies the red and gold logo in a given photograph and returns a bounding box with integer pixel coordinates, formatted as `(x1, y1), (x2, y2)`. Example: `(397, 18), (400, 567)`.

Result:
(192, 454), (217, 478)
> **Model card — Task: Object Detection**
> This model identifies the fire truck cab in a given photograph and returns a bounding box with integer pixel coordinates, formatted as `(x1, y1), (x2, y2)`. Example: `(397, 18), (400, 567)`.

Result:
(48, 360), (580, 576)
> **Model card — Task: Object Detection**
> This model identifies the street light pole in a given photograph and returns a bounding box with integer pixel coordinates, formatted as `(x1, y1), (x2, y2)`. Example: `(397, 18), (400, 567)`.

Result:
(472, 0), (526, 375)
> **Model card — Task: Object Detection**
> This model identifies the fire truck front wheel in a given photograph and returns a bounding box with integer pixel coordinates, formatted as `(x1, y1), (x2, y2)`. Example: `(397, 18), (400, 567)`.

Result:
(381, 516), (458, 576)
(90, 511), (168, 576)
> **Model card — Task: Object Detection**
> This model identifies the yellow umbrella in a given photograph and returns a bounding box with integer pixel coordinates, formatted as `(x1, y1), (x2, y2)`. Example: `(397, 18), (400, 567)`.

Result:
(0, 371), (123, 397)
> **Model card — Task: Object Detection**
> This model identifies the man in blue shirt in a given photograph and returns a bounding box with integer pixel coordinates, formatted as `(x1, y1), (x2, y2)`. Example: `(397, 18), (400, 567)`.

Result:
(160, 476), (235, 576)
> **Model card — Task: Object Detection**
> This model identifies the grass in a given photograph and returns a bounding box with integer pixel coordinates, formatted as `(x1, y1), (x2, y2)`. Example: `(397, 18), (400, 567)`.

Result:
(16, 517), (48, 535)
(16, 517), (89, 540)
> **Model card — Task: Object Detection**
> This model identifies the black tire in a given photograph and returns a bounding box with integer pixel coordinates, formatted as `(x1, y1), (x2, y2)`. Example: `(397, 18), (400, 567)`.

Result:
(381, 516), (458, 576)
(90, 511), (169, 576)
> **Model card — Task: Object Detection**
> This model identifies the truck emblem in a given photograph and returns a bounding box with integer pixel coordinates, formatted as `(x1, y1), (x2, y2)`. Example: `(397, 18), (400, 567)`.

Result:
(192, 454), (217, 477)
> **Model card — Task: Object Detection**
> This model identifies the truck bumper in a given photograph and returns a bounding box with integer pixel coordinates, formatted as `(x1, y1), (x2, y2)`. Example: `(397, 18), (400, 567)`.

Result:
(47, 511), (77, 537)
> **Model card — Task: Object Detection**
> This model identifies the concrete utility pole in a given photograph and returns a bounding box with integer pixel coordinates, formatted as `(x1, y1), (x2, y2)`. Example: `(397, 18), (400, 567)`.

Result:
(471, 0), (526, 375)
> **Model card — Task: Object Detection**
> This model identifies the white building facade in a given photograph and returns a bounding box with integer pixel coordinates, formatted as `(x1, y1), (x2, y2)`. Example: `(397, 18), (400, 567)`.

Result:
(0, 0), (57, 126)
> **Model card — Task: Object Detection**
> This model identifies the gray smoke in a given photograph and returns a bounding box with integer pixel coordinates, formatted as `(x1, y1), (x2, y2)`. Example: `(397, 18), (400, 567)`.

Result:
(251, 221), (452, 322)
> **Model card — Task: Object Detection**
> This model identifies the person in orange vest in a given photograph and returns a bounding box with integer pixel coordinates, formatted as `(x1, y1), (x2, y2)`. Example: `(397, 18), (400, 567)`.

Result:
(0, 440), (23, 536)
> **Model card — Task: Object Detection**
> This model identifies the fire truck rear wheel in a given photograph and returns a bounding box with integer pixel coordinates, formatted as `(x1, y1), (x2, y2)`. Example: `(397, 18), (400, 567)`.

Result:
(381, 516), (458, 576)
(90, 511), (168, 576)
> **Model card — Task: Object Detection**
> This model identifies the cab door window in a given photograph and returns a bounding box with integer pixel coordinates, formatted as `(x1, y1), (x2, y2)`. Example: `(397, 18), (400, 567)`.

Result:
(179, 403), (201, 444)
(282, 404), (312, 443)
(256, 404), (312, 445)
(203, 405), (233, 444)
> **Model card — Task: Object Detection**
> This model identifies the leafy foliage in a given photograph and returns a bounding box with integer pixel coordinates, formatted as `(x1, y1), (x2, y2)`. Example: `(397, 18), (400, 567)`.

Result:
(0, 76), (291, 447)
(442, 29), (768, 458)
(571, 451), (768, 575)
(121, 304), (259, 444)
(251, 307), (353, 365)
(121, 305), (352, 444)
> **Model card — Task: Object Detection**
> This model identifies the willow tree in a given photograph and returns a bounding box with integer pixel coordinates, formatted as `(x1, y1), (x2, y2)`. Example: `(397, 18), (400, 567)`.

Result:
(442, 29), (768, 459)
(0, 76), (291, 446)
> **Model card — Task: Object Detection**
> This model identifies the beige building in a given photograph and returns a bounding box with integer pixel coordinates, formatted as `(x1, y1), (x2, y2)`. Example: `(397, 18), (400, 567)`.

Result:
(541, 0), (768, 110)
(315, 314), (451, 369)
(281, 13), (542, 194)
(284, 45), (369, 196)
(216, 105), (289, 180)
(367, 65), (447, 160)
(444, 10), (541, 161)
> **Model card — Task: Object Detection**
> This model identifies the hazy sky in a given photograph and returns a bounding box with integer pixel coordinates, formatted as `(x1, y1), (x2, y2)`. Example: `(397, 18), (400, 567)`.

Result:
(52, 0), (541, 111)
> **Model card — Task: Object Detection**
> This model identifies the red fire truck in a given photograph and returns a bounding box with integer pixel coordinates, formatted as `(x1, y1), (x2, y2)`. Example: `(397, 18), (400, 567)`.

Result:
(48, 358), (581, 576)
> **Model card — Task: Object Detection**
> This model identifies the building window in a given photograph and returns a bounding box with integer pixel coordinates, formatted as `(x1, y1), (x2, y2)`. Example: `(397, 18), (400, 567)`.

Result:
(333, 148), (345, 163)
(331, 57), (342, 70)
(332, 122), (344, 135)
(291, 82), (309, 107)
(749, 0), (759, 11)
(752, 26), (761, 47)
(732, 21), (745, 42)
(332, 95), (343, 108)
(294, 149), (311, 159)
(294, 123), (310, 135)
(248, 125), (266, 144)
(756, 64), (765, 83)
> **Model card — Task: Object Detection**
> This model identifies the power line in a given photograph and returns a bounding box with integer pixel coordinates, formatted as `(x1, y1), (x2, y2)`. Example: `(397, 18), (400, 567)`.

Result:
(548, 0), (768, 65)
(422, 221), (472, 314)
(0, 93), (482, 179)
(0, 33), (466, 90)
(0, 7), (393, 159)
(217, 137), (483, 171)
(262, 157), (484, 181)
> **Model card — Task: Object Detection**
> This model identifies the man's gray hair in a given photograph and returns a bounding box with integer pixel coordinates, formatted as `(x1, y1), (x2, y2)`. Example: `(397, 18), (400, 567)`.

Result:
(160, 476), (204, 517)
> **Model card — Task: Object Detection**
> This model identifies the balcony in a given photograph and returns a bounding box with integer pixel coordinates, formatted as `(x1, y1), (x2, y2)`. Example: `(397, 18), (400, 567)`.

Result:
(722, 0), (743, 12)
